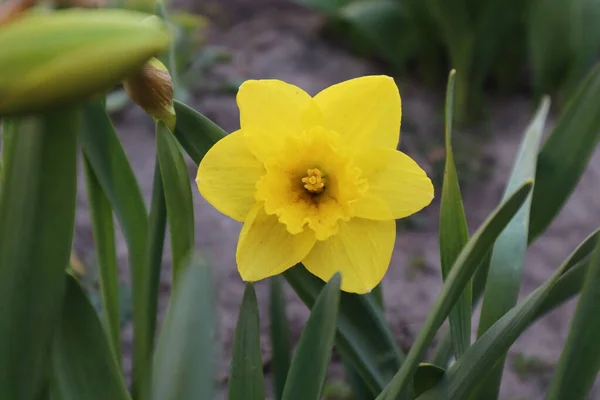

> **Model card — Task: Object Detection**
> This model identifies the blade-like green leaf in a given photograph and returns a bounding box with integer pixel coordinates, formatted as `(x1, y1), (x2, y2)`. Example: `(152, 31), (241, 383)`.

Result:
(144, 156), (167, 348)
(228, 283), (265, 400)
(51, 276), (130, 400)
(156, 121), (195, 283)
(81, 101), (150, 397)
(269, 276), (292, 400)
(432, 229), (598, 371)
(377, 181), (533, 399)
(414, 364), (445, 398)
(83, 157), (122, 365)
(284, 266), (402, 394)
(343, 358), (374, 400)
(528, 0), (572, 95)
(546, 235), (600, 399)
(0, 109), (78, 400)
(439, 69), (470, 360)
(173, 100), (227, 164)
(282, 273), (342, 400)
(475, 97), (550, 399)
(150, 254), (216, 400)
(156, 0), (184, 102)
(292, 0), (354, 14)
(417, 229), (600, 400)
(0, 118), (16, 184)
(170, 102), (403, 396)
(337, 1), (414, 72)
(530, 64), (600, 241)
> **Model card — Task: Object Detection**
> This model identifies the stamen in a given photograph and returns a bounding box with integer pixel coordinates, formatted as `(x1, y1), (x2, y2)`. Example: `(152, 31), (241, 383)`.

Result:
(302, 168), (326, 194)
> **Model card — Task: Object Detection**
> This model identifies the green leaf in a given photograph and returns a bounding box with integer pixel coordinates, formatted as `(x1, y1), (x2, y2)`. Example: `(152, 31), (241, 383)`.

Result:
(173, 100), (227, 164)
(0, 108), (78, 400)
(51, 276), (130, 400)
(228, 283), (265, 400)
(156, 0), (184, 102)
(156, 121), (195, 283)
(377, 181), (533, 399)
(144, 156), (167, 349)
(282, 273), (342, 400)
(269, 276), (292, 400)
(83, 157), (122, 365)
(416, 230), (599, 400)
(284, 266), (403, 395)
(413, 364), (445, 398)
(336, 1), (415, 71)
(529, 0), (572, 95)
(343, 358), (374, 400)
(81, 101), (150, 397)
(475, 97), (550, 399)
(439, 69), (471, 360)
(150, 255), (217, 400)
(292, 0), (354, 15)
(530, 64), (600, 241)
(430, 253), (492, 368)
(1, 118), (16, 184)
(546, 235), (600, 399)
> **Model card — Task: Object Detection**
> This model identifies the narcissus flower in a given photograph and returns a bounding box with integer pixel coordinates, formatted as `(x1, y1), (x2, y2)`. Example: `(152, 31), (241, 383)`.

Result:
(196, 76), (433, 293)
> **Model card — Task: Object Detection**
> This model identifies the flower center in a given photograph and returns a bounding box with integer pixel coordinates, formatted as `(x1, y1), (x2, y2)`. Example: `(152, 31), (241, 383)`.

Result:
(301, 168), (326, 194)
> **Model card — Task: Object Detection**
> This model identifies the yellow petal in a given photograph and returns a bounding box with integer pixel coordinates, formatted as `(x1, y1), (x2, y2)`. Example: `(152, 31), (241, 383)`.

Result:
(353, 148), (434, 220)
(302, 218), (395, 293)
(313, 75), (401, 151)
(196, 130), (265, 222)
(237, 79), (321, 161)
(237, 203), (316, 281)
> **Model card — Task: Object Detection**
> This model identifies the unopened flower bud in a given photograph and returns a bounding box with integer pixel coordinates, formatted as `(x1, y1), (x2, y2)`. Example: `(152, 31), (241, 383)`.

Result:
(0, 9), (170, 115)
(123, 57), (176, 130)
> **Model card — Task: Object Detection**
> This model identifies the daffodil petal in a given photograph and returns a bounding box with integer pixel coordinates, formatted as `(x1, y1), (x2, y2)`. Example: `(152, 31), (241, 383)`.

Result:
(237, 203), (317, 281)
(353, 148), (434, 220)
(196, 130), (265, 222)
(302, 218), (395, 293)
(237, 79), (321, 161)
(313, 75), (401, 151)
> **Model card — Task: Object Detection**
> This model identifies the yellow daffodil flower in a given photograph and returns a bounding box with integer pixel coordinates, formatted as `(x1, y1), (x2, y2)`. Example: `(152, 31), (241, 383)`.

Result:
(196, 76), (434, 293)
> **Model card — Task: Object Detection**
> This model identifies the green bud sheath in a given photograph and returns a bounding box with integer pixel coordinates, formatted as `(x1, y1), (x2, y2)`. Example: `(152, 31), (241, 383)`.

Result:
(0, 9), (171, 115)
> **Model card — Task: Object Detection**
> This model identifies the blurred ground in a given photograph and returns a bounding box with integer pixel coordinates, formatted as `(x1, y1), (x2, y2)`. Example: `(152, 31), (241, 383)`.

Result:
(74, 1), (600, 399)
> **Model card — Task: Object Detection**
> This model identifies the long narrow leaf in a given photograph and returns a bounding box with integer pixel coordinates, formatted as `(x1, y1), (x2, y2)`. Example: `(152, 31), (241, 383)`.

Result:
(377, 181), (533, 399)
(475, 97), (550, 398)
(417, 229), (600, 400)
(150, 255), (216, 400)
(270, 276), (292, 400)
(439, 70), (470, 359)
(173, 102), (405, 395)
(81, 101), (150, 397)
(0, 109), (78, 400)
(84, 158), (122, 364)
(173, 100), (227, 164)
(282, 273), (341, 400)
(156, 121), (195, 283)
(51, 276), (130, 400)
(284, 266), (402, 394)
(546, 235), (600, 399)
(144, 156), (167, 348)
(228, 283), (265, 399)
(530, 64), (600, 241)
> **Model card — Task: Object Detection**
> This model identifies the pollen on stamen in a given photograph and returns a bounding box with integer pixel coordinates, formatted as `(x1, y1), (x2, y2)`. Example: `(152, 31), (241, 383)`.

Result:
(302, 168), (326, 194)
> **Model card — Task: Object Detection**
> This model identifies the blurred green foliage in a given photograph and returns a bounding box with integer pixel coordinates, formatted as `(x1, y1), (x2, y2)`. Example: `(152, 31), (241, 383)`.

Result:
(298, 0), (600, 122)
